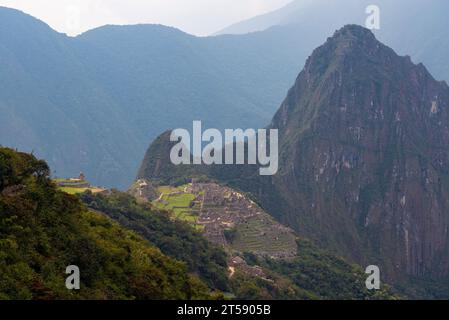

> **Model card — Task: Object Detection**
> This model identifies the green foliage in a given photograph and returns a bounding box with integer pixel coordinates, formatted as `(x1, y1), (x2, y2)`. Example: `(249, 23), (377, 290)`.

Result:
(0, 147), (211, 300)
(230, 271), (316, 300)
(261, 240), (395, 300)
(395, 277), (449, 300)
(0, 147), (399, 300)
(0, 148), (49, 190)
(223, 228), (237, 244)
(230, 240), (396, 300)
(242, 252), (258, 266)
(80, 190), (230, 291)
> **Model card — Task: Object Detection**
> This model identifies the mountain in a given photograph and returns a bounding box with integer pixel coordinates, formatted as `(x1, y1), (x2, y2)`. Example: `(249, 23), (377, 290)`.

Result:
(215, 0), (313, 35)
(134, 161), (396, 299)
(78, 189), (397, 300)
(2, 2), (449, 190)
(216, 0), (449, 83)
(266, 24), (449, 281)
(0, 7), (311, 189)
(137, 25), (449, 297)
(0, 147), (397, 300)
(0, 147), (213, 299)
(79, 189), (231, 291)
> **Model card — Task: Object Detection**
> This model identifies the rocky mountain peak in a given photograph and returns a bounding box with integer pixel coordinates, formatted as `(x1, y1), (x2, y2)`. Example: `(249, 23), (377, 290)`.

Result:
(268, 25), (449, 281)
(137, 24), (449, 289)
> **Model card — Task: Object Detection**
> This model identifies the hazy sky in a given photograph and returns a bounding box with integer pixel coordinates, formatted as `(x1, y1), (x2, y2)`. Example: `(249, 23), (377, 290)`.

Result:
(0, 0), (292, 36)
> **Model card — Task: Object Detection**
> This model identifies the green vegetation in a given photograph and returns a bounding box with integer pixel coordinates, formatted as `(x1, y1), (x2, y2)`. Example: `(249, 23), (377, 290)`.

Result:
(0, 147), (398, 300)
(118, 182), (396, 299)
(59, 187), (105, 195)
(231, 240), (396, 300)
(55, 178), (105, 195)
(152, 185), (202, 229)
(230, 271), (305, 300)
(151, 184), (297, 256)
(223, 228), (237, 243)
(157, 193), (195, 215)
(59, 187), (89, 195)
(233, 217), (297, 255)
(262, 240), (395, 300)
(55, 179), (88, 188)
(156, 185), (186, 194)
(0, 147), (212, 300)
(80, 190), (230, 291)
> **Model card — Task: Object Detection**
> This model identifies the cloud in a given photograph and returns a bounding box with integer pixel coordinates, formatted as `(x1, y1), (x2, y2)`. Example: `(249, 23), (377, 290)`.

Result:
(0, 0), (293, 36)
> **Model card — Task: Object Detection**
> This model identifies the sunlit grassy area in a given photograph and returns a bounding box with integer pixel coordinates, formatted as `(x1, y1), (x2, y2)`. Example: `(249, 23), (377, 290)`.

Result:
(59, 187), (105, 195)
(156, 185), (186, 194)
(55, 178), (105, 195)
(152, 185), (202, 229)
(154, 193), (195, 212)
(59, 187), (89, 195)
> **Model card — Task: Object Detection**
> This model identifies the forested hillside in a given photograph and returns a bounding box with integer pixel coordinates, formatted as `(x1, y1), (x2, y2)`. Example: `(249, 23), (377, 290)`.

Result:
(0, 147), (211, 299)
(0, 146), (398, 299)
(81, 188), (395, 300)
(80, 190), (230, 291)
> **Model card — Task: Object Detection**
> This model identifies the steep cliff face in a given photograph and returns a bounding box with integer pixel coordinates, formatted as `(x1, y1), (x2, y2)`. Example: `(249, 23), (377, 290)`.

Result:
(268, 25), (449, 279)
(137, 25), (449, 285)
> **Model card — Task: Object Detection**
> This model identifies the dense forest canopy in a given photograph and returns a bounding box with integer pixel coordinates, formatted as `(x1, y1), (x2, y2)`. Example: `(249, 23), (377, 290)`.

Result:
(0, 147), (211, 299)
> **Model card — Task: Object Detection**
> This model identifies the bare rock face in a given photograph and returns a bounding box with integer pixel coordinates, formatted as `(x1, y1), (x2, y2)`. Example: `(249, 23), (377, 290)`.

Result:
(268, 25), (449, 280)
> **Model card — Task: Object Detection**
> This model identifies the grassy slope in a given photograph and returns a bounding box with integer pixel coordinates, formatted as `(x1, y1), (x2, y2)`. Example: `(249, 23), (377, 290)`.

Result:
(152, 185), (201, 228)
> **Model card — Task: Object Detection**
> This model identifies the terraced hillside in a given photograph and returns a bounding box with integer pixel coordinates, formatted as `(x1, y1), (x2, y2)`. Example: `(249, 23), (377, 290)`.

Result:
(149, 182), (297, 259)
(126, 179), (395, 299)
(83, 184), (395, 299)
(55, 177), (106, 195)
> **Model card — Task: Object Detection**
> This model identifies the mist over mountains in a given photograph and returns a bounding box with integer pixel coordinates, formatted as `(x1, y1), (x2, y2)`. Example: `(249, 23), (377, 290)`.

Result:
(1, 0), (449, 191)
(218, 0), (449, 84)
(0, 7), (309, 188)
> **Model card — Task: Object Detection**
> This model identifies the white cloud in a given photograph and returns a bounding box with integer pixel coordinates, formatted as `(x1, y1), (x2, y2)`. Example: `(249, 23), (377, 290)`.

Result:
(0, 0), (293, 36)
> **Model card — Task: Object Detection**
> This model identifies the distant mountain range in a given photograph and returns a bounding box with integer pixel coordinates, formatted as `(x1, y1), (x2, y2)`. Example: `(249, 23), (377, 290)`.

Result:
(217, 0), (449, 83)
(3, 1), (449, 299)
(0, 7), (309, 188)
(138, 25), (449, 298)
(1, 1), (449, 189)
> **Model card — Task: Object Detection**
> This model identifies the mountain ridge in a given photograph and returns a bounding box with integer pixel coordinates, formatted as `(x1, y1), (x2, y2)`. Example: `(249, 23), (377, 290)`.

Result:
(267, 25), (449, 279)
(2, 3), (449, 189)
(0, 6), (308, 189)
(216, 0), (449, 83)
(136, 25), (449, 295)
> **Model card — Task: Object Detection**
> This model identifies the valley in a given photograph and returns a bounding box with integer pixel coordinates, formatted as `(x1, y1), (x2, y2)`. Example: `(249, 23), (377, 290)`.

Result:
(3, 1), (449, 301)
(3, 1), (449, 190)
